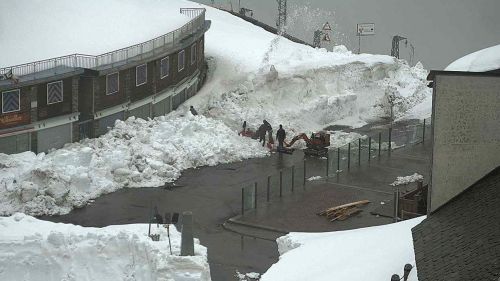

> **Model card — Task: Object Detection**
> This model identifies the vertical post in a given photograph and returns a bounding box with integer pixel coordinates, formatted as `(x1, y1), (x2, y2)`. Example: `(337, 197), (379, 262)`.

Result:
(388, 127), (393, 153)
(254, 182), (258, 209)
(368, 137), (372, 161)
(422, 119), (426, 144)
(241, 188), (245, 215)
(279, 170), (283, 197)
(291, 166), (295, 191)
(347, 143), (351, 170)
(337, 148), (340, 172)
(393, 188), (400, 223)
(267, 176), (270, 202)
(303, 159), (306, 187)
(378, 132), (382, 157)
(358, 138), (361, 165)
(180, 211), (194, 256)
(326, 154), (329, 178)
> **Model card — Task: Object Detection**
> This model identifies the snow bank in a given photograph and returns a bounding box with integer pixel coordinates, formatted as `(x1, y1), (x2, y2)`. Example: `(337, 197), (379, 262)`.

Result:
(261, 217), (426, 281)
(390, 173), (424, 186)
(445, 44), (500, 72)
(0, 115), (268, 216)
(0, 213), (211, 281)
(183, 4), (432, 134)
(0, 0), (190, 67)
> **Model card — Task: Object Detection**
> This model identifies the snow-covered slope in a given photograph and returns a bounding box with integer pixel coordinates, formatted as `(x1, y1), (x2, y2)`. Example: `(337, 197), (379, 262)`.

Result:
(0, 213), (211, 281)
(445, 44), (500, 72)
(0, 115), (268, 216)
(0, 0), (190, 67)
(261, 217), (425, 281)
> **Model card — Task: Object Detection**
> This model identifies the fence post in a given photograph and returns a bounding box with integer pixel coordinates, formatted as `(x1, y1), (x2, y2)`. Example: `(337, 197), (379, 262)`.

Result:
(303, 159), (306, 187)
(422, 119), (426, 144)
(393, 188), (399, 223)
(241, 188), (244, 215)
(378, 132), (382, 157)
(254, 182), (258, 209)
(388, 127), (393, 153)
(348, 143), (351, 170)
(279, 170), (283, 197)
(267, 176), (270, 202)
(368, 137), (372, 161)
(291, 166), (295, 191)
(337, 148), (340, 172)
(358, 138), (361, 165)
(326, 153), (329, 178)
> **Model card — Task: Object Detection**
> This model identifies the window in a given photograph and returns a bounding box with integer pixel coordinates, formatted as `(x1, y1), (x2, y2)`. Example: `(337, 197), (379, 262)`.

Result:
(191, 43), (197, 65)
(47, 80), (63, 105)
(2, 89), (20, 113)
(178, 50), (185, 72)
(136, 64), (147, 86)
(160, 57), (169, 79)
(106, 72), (119, 95)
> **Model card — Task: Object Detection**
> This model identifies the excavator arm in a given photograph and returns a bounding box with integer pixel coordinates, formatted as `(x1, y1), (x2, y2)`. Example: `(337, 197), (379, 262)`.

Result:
(285, 133), (311, 147)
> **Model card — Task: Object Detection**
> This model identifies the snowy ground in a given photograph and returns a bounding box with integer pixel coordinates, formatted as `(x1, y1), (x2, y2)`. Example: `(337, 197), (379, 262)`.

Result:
(0, 115), (268, 216)
(0, 213), (211, 281)
(260, 217), (426, 281)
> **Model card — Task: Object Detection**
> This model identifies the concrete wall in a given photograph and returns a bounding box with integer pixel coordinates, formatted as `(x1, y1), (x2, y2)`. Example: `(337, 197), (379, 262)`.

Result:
(430, 74), (500, 211)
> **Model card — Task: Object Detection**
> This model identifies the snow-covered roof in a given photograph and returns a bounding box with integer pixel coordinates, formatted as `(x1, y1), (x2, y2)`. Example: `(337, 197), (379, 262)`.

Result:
(0, 0), (192, 68)
(444, 44), (500, 72)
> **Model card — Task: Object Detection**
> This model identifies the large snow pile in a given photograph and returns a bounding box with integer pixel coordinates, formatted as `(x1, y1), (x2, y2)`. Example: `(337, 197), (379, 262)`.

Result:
(183, 3), (432, 135)
(0, 213), (211, 281)
(0, 0), (190, 67)
(261, 217), (426, 281)
(445, 44), (500, 72)
(0, 115), (268, 216)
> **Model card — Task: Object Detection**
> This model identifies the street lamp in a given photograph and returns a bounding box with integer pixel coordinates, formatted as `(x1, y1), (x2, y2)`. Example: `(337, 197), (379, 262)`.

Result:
(391, 264), (413, 281)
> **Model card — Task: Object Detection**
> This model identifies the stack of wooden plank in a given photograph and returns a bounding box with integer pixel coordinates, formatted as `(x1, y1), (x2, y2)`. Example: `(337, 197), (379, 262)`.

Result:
(317, 200), (370, 222)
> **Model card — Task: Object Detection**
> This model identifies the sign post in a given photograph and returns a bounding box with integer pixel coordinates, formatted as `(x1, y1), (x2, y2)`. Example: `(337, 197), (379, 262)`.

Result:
(356, 23), (375, 54)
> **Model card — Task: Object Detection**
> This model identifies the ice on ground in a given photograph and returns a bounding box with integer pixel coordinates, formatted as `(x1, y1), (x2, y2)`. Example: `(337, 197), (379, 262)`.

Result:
(307, 176), (322, 181)
(0, 115), (268, 216)
(445, 44), (500, 72)
(391, 173), (424, 186)
(0, 213), (211, 281)
(261, 217), (426, 281)
(0, 0), (191, 67)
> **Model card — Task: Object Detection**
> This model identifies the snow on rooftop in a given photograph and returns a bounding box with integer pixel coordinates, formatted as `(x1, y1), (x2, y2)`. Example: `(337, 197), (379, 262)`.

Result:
(0, 0), (192, 68)
(444, 44), (500, 72)
(0, 213), (211, 281)
(261, 217), (426, 281)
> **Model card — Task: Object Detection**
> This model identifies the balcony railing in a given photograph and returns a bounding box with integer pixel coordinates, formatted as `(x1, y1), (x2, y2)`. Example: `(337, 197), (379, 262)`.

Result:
(0, 8), (206, 82)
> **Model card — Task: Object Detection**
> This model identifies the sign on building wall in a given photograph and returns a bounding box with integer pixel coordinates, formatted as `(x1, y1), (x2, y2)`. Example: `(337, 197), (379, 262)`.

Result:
(356, 23), (375, 36)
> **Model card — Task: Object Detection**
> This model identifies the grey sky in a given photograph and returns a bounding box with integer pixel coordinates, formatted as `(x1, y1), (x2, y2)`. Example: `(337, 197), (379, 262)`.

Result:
(194, 0), (500, 70)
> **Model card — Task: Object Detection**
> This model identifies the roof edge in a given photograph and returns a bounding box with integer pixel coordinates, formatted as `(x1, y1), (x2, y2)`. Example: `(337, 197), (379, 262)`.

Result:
(427, 69), (500, 81)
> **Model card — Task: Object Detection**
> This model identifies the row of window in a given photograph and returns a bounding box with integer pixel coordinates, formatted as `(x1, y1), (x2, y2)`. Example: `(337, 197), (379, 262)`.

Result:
(1, 41), (203, 113)
(106, 42), (200, 95)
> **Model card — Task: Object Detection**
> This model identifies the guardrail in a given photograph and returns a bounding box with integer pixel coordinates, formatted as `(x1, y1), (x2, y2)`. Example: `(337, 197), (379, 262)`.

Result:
(0, 8), (206, 81)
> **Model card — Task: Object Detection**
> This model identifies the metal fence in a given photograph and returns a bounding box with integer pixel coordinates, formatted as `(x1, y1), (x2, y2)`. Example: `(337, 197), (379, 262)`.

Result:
(240, 117), (432, 215)
(0, 8), (206, 81)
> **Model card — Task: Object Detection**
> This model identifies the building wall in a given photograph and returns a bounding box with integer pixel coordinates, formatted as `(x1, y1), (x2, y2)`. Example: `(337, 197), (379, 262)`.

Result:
(430, 74), (500, 211)
(37, 77), (73, 120)
(0, 85), (31, 130)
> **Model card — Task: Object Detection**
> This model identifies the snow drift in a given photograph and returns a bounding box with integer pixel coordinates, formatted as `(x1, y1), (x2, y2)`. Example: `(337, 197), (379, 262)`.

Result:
(445, 44), (500, 72)
(0, 115), (268, 216)
(261, 217), (426, 281)
(0, 213), (211, 281)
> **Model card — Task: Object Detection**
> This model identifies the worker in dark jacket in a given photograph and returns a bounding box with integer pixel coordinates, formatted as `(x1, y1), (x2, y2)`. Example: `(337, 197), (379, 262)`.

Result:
(190, 106), (198, 116)
(276, 124), (286, 148)
(258, 123), (267, 146)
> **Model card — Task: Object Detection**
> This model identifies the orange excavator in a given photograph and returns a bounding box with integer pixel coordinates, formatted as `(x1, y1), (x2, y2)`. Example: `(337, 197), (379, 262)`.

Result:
(285, 131), (330, 156)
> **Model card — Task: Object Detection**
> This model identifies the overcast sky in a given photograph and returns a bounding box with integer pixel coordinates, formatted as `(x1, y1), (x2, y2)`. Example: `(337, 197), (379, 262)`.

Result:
(195, 0), (500, 70)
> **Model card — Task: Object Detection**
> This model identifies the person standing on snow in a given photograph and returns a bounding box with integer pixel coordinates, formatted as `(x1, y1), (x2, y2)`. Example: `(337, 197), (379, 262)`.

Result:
(258, 122), (267, 146)
(276, 124), (286, 148)
(190, 106), (198, 116)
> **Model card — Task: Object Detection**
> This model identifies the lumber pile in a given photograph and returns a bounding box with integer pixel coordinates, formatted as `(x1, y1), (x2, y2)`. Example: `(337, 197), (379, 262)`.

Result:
(317, 200), (370, 222)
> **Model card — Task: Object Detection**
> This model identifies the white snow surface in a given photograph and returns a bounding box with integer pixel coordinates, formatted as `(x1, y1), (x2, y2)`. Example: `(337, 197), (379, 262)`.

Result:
(390, 173), (424, 186)
(445, 44), (500, 72)
(0, 0), (190, 67)
(0, 213), (211, 281)
(0, 115), (268, 216)
(261, 217), (426, 281)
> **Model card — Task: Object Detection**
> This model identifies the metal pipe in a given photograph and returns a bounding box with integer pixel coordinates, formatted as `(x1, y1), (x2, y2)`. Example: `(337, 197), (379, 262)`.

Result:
(267, 175), (270, 202)
(348, 143), (351, 170)
(368, 137), (372, 161)
(358, 138), (361, 165)
(254, 182), (257, 209)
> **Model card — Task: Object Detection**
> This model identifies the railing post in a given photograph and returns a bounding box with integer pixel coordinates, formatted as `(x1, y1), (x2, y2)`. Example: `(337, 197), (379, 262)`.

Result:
(326, 153), (329, 178)
(348, 143), (351, 170)
(337, 147), (340, 172)
(254, 182), (258, 209)
(303, 158), (306, 187)
(368, 137), (372, 161)
(378, 132), (382, 157)
(54, 59), (58, 75)
(241, 188), (244, 215)
(393, 187), (400, 223)
(388, 127), (393, 153)
(422, 119), (426, 144)
(279, 170), (283, 197)
(291, 166), (295, 192)
(267, 176), (270, 202)
(358, 138), (361, 165)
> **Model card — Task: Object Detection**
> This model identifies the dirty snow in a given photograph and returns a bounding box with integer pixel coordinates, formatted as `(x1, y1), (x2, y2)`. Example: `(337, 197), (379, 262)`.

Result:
(390, 173), (424, 186)
(0, 115), (268, 216)
(445, 44), (500, 72)
(261, 217), (426, 281)
(306, 176), (322, 182)
(0, 213), (211, 281)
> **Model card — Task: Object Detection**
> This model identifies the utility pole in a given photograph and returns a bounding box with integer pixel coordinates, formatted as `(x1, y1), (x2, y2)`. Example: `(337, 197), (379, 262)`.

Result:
(276, 0), (287, 35)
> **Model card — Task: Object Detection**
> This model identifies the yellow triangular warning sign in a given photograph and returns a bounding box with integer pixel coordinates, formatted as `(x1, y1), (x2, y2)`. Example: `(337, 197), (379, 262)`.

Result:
(322, 22), (332, 31)
(322, 34), (331, 42)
